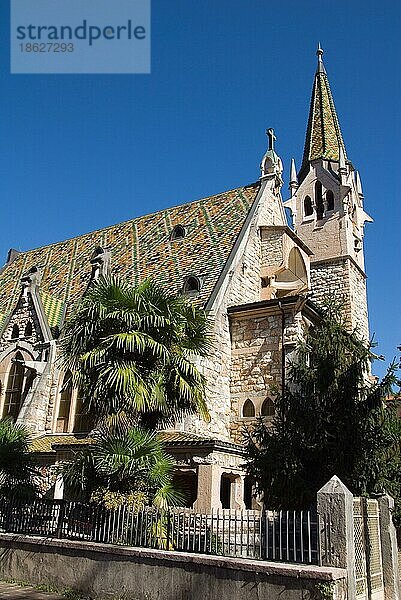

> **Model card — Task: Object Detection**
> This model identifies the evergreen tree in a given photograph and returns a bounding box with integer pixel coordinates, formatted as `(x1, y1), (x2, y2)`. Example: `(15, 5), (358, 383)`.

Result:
(245, 305), (401, 511)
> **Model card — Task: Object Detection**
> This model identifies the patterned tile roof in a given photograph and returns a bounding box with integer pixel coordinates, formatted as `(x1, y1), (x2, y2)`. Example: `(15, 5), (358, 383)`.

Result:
(301, 53), (346, 173)
(158, 431), (213, 444)
(30, 434), (92, 453)
(41, 291), (65, 328)
(30, 431), (220, 453)
(0, 183), (260, 325)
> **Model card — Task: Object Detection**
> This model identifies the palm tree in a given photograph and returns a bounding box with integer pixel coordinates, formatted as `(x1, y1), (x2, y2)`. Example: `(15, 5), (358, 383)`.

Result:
(0, 418), (38, 498)
(59, 276), (211, 429)
(61, 418), (183, 509)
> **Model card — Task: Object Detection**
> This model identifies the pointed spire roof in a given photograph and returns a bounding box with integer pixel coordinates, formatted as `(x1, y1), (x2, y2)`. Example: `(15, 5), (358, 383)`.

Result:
(300, 45), (347, 175)
(289, 158), (298, 188)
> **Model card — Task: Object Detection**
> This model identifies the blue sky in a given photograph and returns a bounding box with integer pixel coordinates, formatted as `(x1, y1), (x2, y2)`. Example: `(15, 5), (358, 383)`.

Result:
(0, 0), (400, 377)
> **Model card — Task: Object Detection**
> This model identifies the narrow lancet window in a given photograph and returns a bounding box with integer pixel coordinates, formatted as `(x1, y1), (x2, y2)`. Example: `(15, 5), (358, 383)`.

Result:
(261, 397), (275, 417)
(326, 190), (334, 211)
(304, 196), (313, 217)
(73, 393), (96, 433)
(315, 181), (324, 220)
(242, 399), (255, 418)
(3, 352), (25, 420)
(56, 372), (73, 433)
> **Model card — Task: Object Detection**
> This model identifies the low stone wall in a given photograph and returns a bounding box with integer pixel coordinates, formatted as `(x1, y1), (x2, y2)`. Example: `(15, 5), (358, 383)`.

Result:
(0, 533), (347, 600)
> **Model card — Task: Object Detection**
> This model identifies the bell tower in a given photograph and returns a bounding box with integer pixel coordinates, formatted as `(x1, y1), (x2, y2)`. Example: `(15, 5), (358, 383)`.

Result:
(284, 46), (372, 341)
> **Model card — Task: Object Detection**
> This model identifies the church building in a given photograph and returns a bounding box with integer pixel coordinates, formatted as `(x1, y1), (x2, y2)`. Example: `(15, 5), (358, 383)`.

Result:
(0, 48), (372, 511)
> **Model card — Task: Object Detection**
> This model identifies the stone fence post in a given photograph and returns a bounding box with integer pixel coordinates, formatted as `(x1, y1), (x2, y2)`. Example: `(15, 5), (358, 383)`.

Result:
(377, 494), (400, 600)
(317, 476), (356, 600)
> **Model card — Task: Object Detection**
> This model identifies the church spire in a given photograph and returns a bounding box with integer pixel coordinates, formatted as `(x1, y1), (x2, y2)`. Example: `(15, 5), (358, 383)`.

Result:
(300, 45), (347, 178)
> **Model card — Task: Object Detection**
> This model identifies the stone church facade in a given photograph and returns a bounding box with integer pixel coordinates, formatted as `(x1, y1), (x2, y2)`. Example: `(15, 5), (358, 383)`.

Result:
(0, 48), (372, 512)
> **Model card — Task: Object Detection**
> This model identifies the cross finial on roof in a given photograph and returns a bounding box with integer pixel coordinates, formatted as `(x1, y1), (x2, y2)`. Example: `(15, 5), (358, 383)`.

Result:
(316, 43), (326, 74)
(266, 128), (276, 151)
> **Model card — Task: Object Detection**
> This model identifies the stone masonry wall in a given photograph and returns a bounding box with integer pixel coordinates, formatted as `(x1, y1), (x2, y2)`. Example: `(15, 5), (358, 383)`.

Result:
(182, 220), (263, 440)
(229, 313), (282, 443)
(348, 260), (369, 342)
(181, 181), (287, 441)
(22, 349), (59, 435)
(229, 310), (307, 444)
(0, 294), (44, 353)
(260, 229), (283, 268)
(310, 259), (351, 316)
(310, 257), (369, 342)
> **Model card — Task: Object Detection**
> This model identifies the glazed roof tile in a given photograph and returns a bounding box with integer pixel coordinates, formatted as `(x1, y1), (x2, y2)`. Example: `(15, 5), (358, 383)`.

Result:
(30, 434), (92, 453)
(0, 183), (260, 324)
(30, 430), (220, 453)
(301, 53), (346, 173)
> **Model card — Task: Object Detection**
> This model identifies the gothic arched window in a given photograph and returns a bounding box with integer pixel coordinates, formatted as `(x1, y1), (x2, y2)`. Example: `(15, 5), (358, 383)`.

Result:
(24, 322), (33, 338)
(315, 181), (324, 220)
(56, 372), (73, 433)
(73, 393), (96, 433)
(261, 397), (275, 417)
(326, 190), (334, 211)
(171, 225), (186, 240)
(304, 196), (313, 217)
(183, 276), (201, 294)
(3, 352), (25, 420)
(11, 324), (19, 340)
(242, 399), (255, 418)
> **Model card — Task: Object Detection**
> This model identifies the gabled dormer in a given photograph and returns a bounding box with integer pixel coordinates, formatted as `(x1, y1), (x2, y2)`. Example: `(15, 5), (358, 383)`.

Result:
(0, 266), (59, 430)
(0, 266), (53, 353)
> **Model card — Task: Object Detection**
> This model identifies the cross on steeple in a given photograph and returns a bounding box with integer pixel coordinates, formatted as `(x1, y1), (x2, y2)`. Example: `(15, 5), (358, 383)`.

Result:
(316, 42), (326, 74)
(266, 128), (276, 151)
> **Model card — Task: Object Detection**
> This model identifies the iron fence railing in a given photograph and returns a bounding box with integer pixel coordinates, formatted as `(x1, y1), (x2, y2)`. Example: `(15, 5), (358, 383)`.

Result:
(0, 496), (318, 564)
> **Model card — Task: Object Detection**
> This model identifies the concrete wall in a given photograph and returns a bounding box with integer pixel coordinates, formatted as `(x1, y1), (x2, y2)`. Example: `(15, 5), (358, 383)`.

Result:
(0, 534), (347, 600)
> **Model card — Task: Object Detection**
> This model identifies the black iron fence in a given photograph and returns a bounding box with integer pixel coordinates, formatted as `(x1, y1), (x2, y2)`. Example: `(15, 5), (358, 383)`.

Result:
(0, 496), (318, 564)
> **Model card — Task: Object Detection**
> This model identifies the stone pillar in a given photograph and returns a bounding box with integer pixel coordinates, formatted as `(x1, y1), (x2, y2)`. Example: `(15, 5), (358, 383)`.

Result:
(232, 475), (245, 510)
(193, 464), (221, 513)
(317, 476), (356, 600)
(53, 474), (64, 500)
(377, 494), (400, 600)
